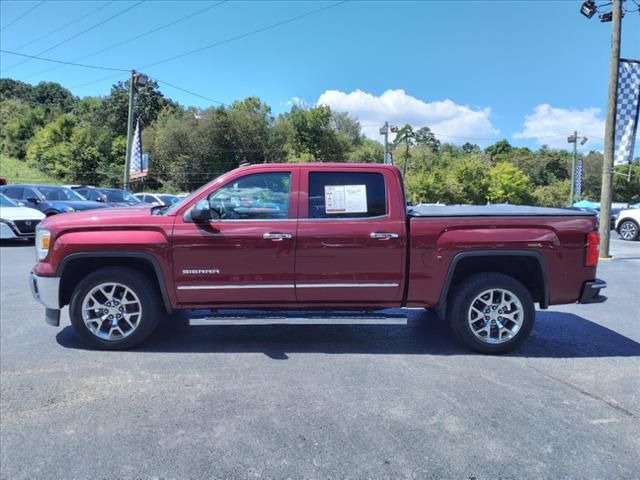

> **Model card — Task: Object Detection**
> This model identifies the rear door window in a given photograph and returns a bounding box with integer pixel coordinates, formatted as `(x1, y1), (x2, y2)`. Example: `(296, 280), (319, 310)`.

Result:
(308, 172), (387, 219)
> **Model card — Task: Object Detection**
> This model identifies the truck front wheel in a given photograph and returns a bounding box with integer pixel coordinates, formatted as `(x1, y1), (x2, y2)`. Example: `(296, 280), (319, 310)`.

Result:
(447, 273), (535, 354)
(69, 267), (162, 350)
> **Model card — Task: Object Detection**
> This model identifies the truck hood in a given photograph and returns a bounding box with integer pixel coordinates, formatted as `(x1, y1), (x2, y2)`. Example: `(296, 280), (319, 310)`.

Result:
(40, 204), (155, 230)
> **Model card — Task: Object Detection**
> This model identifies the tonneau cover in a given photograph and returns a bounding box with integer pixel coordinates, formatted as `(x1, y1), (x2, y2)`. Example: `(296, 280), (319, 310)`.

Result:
(408, 204), (595, 217)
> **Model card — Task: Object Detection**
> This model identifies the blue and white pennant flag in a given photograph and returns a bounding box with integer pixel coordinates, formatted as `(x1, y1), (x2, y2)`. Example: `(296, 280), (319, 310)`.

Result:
(575, 159), (583, 197)
(614, 59), (640, 166)
(129, 118), (147, 178)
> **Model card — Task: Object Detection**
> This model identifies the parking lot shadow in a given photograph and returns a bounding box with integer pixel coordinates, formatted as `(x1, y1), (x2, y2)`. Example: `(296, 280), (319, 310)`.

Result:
(55, 309), (640, 358)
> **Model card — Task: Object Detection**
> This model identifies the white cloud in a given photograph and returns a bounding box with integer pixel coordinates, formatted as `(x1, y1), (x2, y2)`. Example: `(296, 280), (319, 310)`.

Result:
(316, 89), (499, 144)
(285, 96), (305, 108)
(514, 104), (605, 149)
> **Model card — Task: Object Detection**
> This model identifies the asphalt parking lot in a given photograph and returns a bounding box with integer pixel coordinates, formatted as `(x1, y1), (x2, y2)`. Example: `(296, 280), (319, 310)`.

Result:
(1, 237), (639, 479)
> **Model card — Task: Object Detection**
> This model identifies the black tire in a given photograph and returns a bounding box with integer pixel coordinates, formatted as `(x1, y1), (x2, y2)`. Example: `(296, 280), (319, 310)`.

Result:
(618, 219), (639, 241)
(447, 272), (535, 354)
(69, 267), (162, 350)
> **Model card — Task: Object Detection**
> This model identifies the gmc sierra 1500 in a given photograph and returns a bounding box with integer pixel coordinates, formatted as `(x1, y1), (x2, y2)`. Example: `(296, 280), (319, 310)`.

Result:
(30, 163), (606, 353)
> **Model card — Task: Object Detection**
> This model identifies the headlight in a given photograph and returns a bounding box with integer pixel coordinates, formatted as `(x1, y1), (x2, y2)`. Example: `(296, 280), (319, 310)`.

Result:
(35, 228), (51, 260)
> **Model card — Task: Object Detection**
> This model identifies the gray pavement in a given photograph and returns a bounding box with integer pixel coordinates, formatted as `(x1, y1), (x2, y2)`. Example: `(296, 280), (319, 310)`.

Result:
(1, 236), (639, 479)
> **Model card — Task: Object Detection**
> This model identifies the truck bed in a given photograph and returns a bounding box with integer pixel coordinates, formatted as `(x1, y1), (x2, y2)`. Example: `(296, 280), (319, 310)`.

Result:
(408, 204), (595, 218)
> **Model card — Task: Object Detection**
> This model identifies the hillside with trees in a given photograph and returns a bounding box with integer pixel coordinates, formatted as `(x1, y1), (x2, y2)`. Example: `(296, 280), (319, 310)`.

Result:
(1, 77), (638, 204)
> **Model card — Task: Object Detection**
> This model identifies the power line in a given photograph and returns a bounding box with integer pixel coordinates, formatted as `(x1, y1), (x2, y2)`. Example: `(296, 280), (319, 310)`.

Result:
(10, 1), (115, 52)
(153, 77), (228, 106)
(0, 0), (45, 32)
(0, 50), (129, 72)
(22, 0), (229, 81)
(1, 0), (146, 73)
(141, 0), (349, 70)
(70, 0), (350, 89)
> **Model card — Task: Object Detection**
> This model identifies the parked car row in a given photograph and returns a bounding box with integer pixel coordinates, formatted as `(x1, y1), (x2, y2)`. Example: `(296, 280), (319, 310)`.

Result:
(0, 184), (181, 216)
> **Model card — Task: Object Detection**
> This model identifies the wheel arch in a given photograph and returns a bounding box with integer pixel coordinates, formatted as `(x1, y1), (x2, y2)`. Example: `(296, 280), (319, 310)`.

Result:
(58, 252), (172, 313)
(437, 250), (549, 318)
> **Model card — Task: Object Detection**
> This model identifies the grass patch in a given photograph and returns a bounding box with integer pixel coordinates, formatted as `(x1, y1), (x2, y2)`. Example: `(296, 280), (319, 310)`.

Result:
(0, 156), (58, 184)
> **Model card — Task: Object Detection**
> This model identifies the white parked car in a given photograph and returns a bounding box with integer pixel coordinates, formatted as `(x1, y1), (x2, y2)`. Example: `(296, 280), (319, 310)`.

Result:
(134, 193), (180, 206)
(0, 193), (45, 240)
(615, 207), (640, 241)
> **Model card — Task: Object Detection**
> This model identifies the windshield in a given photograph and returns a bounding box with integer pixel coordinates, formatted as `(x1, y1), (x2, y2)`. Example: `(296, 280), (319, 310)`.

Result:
(38, 186), (86, 201)
(99, 189), (141, 203)
(0, 193), (17, 207)
(163, 173), (230, 215)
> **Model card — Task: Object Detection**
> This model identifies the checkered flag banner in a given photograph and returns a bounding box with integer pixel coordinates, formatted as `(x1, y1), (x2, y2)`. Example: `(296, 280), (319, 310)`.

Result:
(574, 159), (583, 197)
(614, 59), (640, 166)
(129, 119), (147, 179)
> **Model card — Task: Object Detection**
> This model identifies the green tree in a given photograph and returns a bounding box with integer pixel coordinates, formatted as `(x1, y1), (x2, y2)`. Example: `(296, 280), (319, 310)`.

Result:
(452, 155), (490, 204)
(415, 126), (440, 152)
(348, 138), (384, 163)
(462, 142), (480, 155)
(0, 78), (32, 102)
(613, 161), (640, 203)
(31, 82), (75, 113)
(0, 99), (48, 158)
(532, 179), (571, 207)
(487, 161), (532, 204)
(393, 124), (415, 177)
(288, 105), (349, 161)
(485, 139), (513, 158)
(25, 114), (78, 179)
(101, 79), (173, 136)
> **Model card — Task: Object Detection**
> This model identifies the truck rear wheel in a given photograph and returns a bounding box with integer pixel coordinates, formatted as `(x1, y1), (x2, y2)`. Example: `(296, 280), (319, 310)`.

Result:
(69, 267), (162, 350)
(447, 273), (535, 354)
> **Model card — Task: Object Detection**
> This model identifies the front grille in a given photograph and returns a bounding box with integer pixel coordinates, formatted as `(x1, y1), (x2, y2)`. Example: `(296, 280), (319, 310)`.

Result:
(13, 219), (40, 235)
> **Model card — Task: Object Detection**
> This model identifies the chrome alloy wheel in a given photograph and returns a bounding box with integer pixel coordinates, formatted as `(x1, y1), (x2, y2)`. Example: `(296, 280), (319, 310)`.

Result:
(467, 288), (524, 345)
(81, 282), (142, 340)
(619, 221), (638, 240)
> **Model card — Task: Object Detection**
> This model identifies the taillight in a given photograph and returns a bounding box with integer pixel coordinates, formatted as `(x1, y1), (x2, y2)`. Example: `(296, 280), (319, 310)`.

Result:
(585, 231), (599, 267)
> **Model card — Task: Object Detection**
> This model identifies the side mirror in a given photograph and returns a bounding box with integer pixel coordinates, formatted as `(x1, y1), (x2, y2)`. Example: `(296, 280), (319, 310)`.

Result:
(96, 196), (105, 203)
(190, 199), (220, 222)
(26, 197), (40, 204)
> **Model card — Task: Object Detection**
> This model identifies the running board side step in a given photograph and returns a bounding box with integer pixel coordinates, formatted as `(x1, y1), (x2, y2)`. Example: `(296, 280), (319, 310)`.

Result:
(189, 313), (408, 326)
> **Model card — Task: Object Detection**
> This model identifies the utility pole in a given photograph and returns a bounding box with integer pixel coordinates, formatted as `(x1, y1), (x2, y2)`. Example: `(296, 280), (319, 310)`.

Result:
(599, 0), (622, 258)
(379, 122), (398, 165)
(123, 69), (136, 191)
(380, 122), (389, 164)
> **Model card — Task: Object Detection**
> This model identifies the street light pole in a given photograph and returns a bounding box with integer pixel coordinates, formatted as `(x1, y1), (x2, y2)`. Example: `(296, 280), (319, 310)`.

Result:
(380, 122), (389, 164)
(599, 0), (622, 258)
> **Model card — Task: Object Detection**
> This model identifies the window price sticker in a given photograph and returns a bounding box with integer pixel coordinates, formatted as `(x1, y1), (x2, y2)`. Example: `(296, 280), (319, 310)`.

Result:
(324, 184), (367, 214)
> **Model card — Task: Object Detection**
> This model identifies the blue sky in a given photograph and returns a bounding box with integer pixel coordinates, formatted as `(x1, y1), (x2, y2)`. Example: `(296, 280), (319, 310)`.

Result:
(1, 0), (639, 150)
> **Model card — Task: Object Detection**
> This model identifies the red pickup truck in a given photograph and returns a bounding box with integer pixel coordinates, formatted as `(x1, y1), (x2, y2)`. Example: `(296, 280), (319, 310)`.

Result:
(30, 163), (606, 353)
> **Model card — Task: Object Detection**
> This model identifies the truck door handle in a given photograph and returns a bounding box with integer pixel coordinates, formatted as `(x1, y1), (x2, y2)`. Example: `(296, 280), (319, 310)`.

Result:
(370, 232), (399, 240)
(263, 232), (293, 241)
